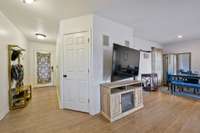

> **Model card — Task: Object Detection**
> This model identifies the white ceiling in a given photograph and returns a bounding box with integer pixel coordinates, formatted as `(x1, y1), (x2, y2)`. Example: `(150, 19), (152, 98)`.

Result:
(0, 0), (200, 44)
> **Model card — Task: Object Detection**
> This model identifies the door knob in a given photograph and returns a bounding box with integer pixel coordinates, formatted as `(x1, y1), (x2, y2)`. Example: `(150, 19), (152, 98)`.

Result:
(63, 75), (67, 78)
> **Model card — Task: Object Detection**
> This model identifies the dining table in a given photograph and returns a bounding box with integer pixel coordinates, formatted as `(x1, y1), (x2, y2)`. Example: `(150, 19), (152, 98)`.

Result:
(168, 73), (200, 95)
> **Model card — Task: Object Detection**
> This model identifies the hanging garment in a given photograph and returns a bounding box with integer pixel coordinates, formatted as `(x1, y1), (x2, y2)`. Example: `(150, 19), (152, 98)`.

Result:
(11, 65), (19, 80)
(17, 64), (24, 87)
(11, 64), (24, 87)
(11, 50), (21, 61)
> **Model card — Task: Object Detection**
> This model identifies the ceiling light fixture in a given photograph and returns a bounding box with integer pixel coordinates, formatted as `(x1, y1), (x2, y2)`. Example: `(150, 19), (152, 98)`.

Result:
(177, 35), (183, 39)
(35, 33), (47, 40)
(22, 0), (35, 4)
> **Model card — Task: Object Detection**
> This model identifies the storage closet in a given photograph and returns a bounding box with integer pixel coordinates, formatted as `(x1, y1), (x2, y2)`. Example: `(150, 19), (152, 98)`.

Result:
(8, 45), (32, 110)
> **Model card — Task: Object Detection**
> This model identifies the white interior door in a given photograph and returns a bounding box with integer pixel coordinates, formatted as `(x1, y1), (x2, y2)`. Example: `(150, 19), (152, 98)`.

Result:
(63, 32), (89, 113)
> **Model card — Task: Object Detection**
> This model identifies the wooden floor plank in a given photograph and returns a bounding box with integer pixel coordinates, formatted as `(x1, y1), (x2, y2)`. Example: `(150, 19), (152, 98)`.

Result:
(0, 87), (200, 133)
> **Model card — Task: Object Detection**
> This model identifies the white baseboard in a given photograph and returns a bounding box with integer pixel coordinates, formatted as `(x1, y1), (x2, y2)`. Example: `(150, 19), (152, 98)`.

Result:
(0, 108), (9, 120)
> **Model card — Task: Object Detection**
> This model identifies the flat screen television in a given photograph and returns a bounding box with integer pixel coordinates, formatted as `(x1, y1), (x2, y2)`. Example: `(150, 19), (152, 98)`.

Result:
(111, 44), (140, 82)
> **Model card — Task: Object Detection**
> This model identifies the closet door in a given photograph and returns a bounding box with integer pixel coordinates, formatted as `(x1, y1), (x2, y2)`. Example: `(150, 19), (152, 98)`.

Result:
(63, 32), (90, 113)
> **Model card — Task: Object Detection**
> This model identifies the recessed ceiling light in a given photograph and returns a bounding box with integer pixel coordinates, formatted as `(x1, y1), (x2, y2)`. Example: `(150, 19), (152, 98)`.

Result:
(35, 33), (47, 40)
(177, 35), (183, 39)
(22, 0), (35, 4)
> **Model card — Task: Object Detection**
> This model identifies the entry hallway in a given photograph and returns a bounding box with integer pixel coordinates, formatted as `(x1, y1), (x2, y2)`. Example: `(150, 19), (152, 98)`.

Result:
(1, 87), (200, 133)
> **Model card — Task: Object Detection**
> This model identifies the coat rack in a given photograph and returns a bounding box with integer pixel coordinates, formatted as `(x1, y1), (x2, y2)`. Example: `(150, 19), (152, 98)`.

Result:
(8, 45), (32, 110)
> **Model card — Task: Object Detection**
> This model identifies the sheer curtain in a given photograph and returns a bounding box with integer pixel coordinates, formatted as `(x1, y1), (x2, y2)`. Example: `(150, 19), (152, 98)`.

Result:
(151, 47), (163, 86)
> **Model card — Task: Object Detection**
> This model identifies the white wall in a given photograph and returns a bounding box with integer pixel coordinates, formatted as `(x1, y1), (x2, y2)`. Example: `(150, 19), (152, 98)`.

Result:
(28, 41), (56, 88)
(92, 15), (162, 114)
(93, 16), (162, 83)
(0, 11), (29, 120)
(134, 37), (162, 51)
(164, 40), (200, 73)
(92, 15), (135, 114)
(57, 14), (162, 115)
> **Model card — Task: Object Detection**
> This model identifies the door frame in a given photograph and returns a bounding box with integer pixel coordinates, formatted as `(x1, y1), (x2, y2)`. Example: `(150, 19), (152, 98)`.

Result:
(61, 31), (92, 113)
(34, 49), (55, 88)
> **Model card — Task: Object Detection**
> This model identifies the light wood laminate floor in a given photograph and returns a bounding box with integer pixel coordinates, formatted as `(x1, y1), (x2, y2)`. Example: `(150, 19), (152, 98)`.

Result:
(1, 87), (200, 133)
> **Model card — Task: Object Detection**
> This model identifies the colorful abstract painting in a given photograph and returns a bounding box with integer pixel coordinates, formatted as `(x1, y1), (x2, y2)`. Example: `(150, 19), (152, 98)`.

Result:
(37, 52), (51, 84)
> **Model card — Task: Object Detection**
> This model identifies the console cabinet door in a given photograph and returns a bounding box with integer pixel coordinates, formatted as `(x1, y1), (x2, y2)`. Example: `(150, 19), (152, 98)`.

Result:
(110, 94), (121, 118)
(135, 87), (143, 107)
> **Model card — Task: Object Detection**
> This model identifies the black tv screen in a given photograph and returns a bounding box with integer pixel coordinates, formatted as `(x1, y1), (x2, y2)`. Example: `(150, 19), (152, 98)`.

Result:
(111, 44), (140, 81)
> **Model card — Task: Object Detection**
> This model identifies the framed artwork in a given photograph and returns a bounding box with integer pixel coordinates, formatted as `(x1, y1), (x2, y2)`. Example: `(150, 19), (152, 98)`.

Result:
(37, 52), (51, 84)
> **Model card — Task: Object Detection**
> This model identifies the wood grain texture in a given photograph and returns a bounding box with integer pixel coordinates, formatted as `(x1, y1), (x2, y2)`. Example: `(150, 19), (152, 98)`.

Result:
(0, 87), (200, 133)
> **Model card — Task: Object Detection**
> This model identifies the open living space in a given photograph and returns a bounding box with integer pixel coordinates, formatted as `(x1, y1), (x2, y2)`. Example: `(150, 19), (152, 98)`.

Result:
(1, 0), (200, 133)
